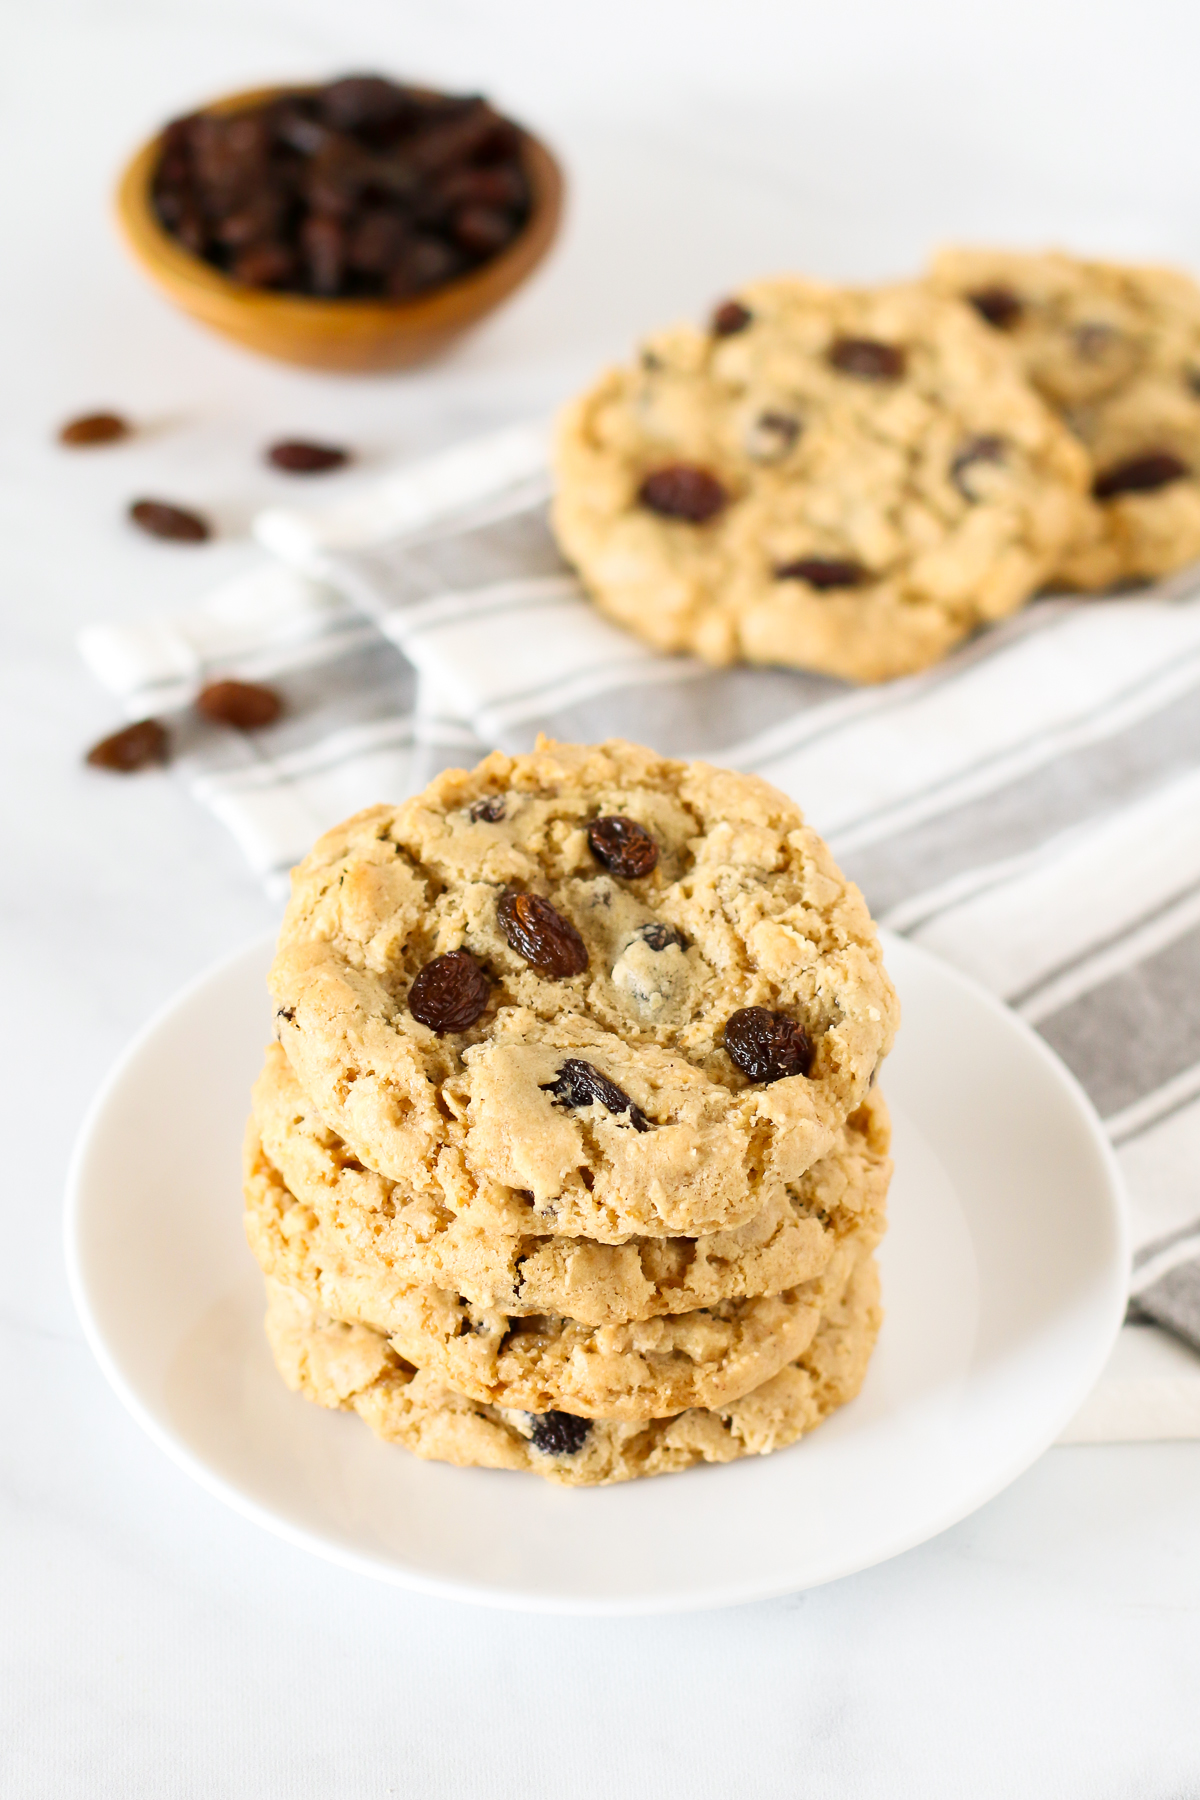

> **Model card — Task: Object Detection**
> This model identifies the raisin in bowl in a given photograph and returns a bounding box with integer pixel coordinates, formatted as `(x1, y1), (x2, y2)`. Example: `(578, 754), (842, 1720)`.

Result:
(114, 78), (563, 372)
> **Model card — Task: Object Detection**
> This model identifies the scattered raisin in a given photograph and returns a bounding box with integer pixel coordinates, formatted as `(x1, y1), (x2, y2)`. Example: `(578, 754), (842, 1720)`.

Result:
(950, 434), (1007, 499)
(775, 557), (869, 589)
(408, 950), (490, 1033)
(59, 411), (131, 447)
(497, 891), (588, 978)
(712, 299), (752, 336)
(1092, 451), (1189, 500)
(527, 1411), (591, 1456)
(828, 337), (906, 380)
(638, 922), (686, 951)
(638, 464), (728, 523)
(266, 439), (350, 474)
(129, 499), (211, 542)
(85, 718), (169, 772)
(723, 1007), (813, 1083)
(540, 1059), (650, 1130)
(197, 680), (283, 729)
(587, 815), (658, 879)
(468, 796), (505, 822)
(966, 286), (1023, 329)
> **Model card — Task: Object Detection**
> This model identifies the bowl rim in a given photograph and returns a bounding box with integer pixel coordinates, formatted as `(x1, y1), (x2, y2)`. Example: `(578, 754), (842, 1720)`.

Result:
(114, 81), (564, 330)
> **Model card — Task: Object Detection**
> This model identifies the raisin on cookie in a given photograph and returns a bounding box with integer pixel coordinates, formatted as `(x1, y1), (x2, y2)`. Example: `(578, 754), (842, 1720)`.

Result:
(268, 739), (898, 1241)
(551, 280), (1092, 683)
(930, 247), (1200, 588)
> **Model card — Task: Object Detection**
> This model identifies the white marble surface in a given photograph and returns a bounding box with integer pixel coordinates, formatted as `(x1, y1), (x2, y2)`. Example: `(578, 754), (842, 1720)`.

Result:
(5, 0), (1200, 1791)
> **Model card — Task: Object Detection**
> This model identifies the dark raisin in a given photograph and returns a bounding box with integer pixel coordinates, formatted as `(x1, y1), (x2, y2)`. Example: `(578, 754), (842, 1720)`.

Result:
(318, 75), (408, 133)
(301, 213), (347, 295)
(435, 164), (527, 211)
(468, 796), (505, 822)
(197, 680), (283, 729)
(407, 100), (510, 175)
(828, 337), (906, 380)
(527, 1411), (591, 1456)
(712, 299), (752, 336)
(723, 1007), (813, 1083)
(85, 718), (169, 772)
(129, 499), (211, 542)
(59, 412), (131, 447)
(215, 192), (286, 248)
(266, 439), (350, 474)
(950, 434), (1007, 499)
(303, 139), (365, 219)
(966, 286), (1023, 329)
(449, 203), (515, 255)
(231, 242), (297, 287)
(540, 1059), (650, 1130)
(775, 557), (869, 589)
(587, 815), (658, 879)
(408, 950), (490, 1033)
(347, 208), (411, 274)
(1092, 451), (1189, 500)
(497, 892), (588, 978)
(276, 1007), (296, 1023)
(638, 922), (686, 952)
(638, 465), (728, 523)
(386, 237), (464, 297)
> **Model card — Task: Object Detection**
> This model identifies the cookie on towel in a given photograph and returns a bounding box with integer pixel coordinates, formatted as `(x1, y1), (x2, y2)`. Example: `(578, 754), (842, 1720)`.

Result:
(929, 246), (1200, 588)
(551, 279), (1091, 682)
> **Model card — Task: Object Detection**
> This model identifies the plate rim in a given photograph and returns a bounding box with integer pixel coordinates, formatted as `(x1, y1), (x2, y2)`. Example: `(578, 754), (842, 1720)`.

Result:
(64, 928), (1131, 1615)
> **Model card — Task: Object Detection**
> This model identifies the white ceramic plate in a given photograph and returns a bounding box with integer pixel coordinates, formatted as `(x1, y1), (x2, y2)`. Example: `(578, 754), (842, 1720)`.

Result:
(65, 931), (1128, 1615)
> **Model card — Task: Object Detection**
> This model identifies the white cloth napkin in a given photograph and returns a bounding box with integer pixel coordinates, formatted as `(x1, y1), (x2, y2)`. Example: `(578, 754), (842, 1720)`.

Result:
(79, 420), (1200, 1442)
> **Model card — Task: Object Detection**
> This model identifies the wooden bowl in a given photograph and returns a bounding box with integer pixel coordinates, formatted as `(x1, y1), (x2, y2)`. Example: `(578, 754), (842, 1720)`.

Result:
(114, 84), (564, 374)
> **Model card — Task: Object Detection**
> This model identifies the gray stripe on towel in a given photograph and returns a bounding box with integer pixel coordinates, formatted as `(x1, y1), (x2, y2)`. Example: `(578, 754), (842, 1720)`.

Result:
(1035, 922), (1200, 1119)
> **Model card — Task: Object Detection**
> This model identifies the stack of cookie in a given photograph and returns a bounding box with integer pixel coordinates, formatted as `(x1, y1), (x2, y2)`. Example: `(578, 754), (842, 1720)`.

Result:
(245, 738), (899, 1486)
(553, 250), (1200, 684)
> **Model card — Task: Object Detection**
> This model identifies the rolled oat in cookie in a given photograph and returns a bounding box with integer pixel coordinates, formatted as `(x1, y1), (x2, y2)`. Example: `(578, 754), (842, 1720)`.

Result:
(551, 280), (1092, 683)
(268, 739), (898, 1240)
(929, 247), (1200, 588)
(250, 1042), (891, 1324)
(262, 1252), (883, 1486)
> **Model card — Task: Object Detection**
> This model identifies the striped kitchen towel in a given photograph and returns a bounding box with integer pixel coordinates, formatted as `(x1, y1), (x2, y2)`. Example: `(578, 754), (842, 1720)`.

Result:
(79, 420), (1200, 1437)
